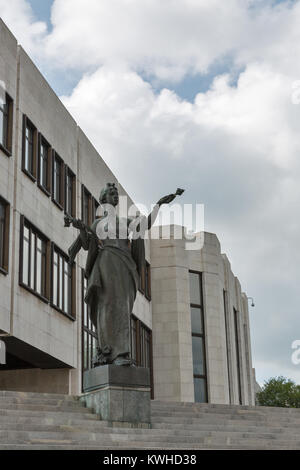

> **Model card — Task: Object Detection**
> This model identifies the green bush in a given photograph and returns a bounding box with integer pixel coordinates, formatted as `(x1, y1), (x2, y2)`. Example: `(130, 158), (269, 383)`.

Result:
(256, 376), (300, 408)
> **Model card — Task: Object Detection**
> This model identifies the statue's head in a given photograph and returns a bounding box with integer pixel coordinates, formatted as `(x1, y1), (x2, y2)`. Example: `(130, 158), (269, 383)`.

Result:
(99, 182), (119, 207)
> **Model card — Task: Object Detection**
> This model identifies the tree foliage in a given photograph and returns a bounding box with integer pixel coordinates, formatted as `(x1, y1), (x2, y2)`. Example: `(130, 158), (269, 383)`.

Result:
(256, 376), (300, 408)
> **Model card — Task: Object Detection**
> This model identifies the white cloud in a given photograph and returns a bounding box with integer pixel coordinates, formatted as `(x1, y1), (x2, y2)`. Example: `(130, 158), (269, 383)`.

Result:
(0, 0), (47, 58)
(45, 0), (248, 78)
(41, 0), (300, 83)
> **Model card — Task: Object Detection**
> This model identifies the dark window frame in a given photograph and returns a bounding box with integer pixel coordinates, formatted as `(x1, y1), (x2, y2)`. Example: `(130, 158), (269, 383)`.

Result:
(81, 269), (98, 387)
(145, 262), (151, 301)
(19, 215), (50, 303)
(233, 307), (243, 405)
(52, 151), (64, 210)
(92, 196), (99, 222)
(22, 115), (38, 181)
(64, 166), (76, 218)
(0, 92), (13, 156)
(37, 133), (52, 196)
(130, 314), (154, 399)
(50, 243), (76, 321)
(0, 195), (10, 275)
(189, 270), (208, 403)
(138, 261), (151, 301)
(223, 289), (232, 404)
(81, 185), (92, 226)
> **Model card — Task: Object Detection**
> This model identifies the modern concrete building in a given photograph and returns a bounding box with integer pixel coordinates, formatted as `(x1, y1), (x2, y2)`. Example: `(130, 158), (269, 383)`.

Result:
(0, 19), (255, 405)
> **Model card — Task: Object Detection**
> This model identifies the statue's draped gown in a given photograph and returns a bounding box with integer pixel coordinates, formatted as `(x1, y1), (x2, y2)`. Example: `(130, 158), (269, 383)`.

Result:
(81, 215), (140, 364)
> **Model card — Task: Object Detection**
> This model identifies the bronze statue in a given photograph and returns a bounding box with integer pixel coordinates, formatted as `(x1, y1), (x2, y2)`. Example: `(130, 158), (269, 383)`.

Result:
(65, 184), (184, 367)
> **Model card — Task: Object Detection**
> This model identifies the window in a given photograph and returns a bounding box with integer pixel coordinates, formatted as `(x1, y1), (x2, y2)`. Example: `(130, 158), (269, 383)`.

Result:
(189, 271), (208, 403)
(131, 315), (154, 398)
(81, 186), (99, 226)
(223, 290), (232, 404)
(234, 307), (243, 404)
(19, 217), (49, 300)
(0, 196), (10, 274)
(0, 92), (13, 155)
(52, 152), (64, 208)
(82, 185), (92, 225)
(51, 245), (75, 319)
(92, 196), (99, 221)
(38, 134), (51, 194)
(139, 261), (151, 300)
(65, 166), (76, 217)
(82, 270), (98, 375)
(145, 262), (151, 300)
(22, 115), (37, 179)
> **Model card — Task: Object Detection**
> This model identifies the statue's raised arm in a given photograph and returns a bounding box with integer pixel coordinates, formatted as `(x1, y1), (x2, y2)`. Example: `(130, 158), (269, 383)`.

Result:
(147, 188), (185, 229)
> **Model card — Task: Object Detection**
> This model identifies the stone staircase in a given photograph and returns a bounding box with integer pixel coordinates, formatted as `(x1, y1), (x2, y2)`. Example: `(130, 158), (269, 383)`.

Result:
(0, 390), (300, 449)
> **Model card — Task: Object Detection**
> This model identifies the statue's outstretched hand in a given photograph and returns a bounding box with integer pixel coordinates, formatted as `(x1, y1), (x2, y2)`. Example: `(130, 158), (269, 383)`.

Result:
(157, 194), (176, 207)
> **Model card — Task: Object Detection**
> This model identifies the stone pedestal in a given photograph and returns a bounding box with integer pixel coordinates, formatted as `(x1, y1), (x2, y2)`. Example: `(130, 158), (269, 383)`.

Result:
(80, 365), (151, 427)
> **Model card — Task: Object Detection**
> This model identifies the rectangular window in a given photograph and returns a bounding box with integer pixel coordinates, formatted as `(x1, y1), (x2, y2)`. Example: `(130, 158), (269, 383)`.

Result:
(189, 271), (208, 403)
(52, 152), (64, 208)
(234, 307), (243, 405)
(81, 186), (99, 226)
(82, 185), (92, 226)
(22, 115), (37, 179)
(51, 245), (75, 319)
(145, 262), (151, 300)
(131, 316), (137, 364)
(223, 290), (232, 403)
(139, 261), (151, 300)
(130, 314), (154, 398)
(0, 92), (13, 155)
(0, 196), (10, 274)
(82, 270), (98, 377)
(65, 166), (76, 217)
(20, 217), (49, 300)
(92, 196), (99, 221)
(38, 134), (51, 194)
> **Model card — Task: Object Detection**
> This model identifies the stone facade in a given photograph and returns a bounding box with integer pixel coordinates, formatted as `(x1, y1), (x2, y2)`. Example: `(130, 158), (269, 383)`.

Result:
(0, 19), (255, 405)
(151, 228), (255, 405)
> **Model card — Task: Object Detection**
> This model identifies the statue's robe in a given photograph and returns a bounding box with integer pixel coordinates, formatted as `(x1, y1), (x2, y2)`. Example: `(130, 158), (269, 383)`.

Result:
(69, 216), (144, 364)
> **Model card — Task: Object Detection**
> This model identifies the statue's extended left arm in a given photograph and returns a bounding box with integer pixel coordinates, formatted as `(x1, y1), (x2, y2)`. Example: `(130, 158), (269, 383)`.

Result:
(64, 215), (94, 264)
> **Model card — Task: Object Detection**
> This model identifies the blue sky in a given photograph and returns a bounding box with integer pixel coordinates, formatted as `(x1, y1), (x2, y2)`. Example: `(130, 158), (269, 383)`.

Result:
(28, 0), (53, 29)
(26, 0), (293, 102)
(27, 0), (240, 100)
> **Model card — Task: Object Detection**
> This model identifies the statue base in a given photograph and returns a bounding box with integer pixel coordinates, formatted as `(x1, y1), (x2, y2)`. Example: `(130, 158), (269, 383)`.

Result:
(80, 365), (151, 427)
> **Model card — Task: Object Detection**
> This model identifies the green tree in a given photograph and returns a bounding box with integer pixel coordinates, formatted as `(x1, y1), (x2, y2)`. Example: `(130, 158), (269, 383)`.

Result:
(256, 376), (300, 408)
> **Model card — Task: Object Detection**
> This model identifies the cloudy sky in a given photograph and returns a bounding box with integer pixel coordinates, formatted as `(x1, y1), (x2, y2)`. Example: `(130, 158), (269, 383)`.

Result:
(1, 0), (300, 386)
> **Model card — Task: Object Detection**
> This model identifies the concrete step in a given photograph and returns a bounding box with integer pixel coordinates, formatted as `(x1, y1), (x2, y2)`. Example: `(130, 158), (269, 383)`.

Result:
(0, 422), (297, 441)
(0, 442), (296, 450)
(0, 396), (85, 407)
(151, 405), (300, 418)
(0, 390), (73, 400)
(0, 408), (98, 420)
(152, 401), (300, 414)
(0, 435), (299, 450)
(150, 415), (300, 426)
(0, 403), (91, 412)
(0, 392), (299, 450)
(0, 428), (299, 444)
(0, 414), (108, 427)
(151, 420), (299, 432)
(0, 420), (291, 436)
